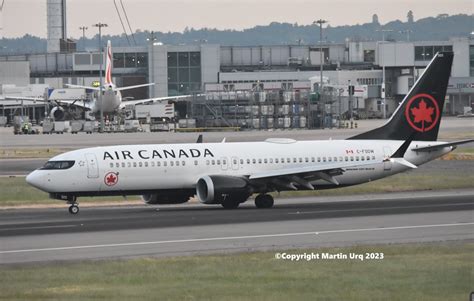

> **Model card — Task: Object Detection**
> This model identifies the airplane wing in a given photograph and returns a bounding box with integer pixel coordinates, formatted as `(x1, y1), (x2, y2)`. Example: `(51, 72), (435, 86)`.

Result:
(119, 95), (194, 108)
(4, 95), (92, 110)
(248, 160), (378, 190)
(411, 139), (474, 152)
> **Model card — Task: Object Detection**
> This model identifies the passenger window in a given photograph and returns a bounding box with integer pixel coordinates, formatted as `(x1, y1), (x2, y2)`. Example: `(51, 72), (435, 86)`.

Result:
(127, 162), (131, 168)
(115, 163), (120, 168)
(264, 159), (268, 164)
(206, 160), (210, 165)
(334, 157), (337, 162)
(182, 161), (185, 166)
(212, 160), (215, 165)
(157, 161), (161, 167)
(372, 156), (376, 160)
(356, 156), (359, 161)
(170, 161), (174, 167)
(176, 161), (179, 166)
(194, 160), (198, 166)
(323, 157), (326, 162)
(217, 160), (221, 165)
(287, 158), (290, 163)
(328, 157), (332, 162)
(361, 156), (365, 161)
(299, 158), (302, 163)
(164, 162), (167, 167)
(240, 159), (244, 164)
(339, 156), (343, 162)
(345, 156), (349, 161)
(317, 157), (321, 162)
(258, 159), (262, 164)
(270, 158), (273, 163)
(311, 157), (315, 162)
(110, 163), (114, 168)
(139, 162), (143, 167)
(350, 157), (354, 161)
(247, 159), (251, 164)
(133, 162), (137, 167)
(275, 158), (279, 164)
(145, 162), (148, 167)
(151, 162), (155, 167)
(293, 158), (297, 163)
(252, 159), (256, 164)
(366, 156), (370, 161)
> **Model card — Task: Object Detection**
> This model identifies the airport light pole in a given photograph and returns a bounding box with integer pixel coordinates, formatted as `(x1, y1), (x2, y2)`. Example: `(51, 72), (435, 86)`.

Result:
(314, 19), (327, 129)
(93, 22), (108, 133)
(376, 29), (393, 119)
(79, 26), (88, 51)
(146, 31), (157, 98)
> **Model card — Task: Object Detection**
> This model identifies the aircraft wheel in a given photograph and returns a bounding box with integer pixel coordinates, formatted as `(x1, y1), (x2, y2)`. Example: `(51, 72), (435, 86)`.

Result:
(255, 194), (274, 209)
(68, 205), (79, 215)
(221, 199), (240, 209)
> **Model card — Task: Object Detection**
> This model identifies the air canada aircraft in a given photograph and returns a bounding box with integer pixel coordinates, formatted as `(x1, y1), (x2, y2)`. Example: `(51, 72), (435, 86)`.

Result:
(6, 40), (190, 120)
(26, 52), (473, 214)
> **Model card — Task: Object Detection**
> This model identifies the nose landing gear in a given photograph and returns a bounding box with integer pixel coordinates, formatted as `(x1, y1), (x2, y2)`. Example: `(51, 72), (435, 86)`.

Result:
(67, 196), (79, 214)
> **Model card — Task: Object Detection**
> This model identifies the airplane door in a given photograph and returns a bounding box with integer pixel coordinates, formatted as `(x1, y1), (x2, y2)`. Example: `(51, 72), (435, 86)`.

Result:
(221, 157), (228, 171)
(85, 153), (99, 178)
(231, 156), (239, 170)
(383, 146), (392, 171)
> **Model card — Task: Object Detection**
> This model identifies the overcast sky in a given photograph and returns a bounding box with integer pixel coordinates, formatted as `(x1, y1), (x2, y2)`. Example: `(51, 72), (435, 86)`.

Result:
(0, 0), (472, 39)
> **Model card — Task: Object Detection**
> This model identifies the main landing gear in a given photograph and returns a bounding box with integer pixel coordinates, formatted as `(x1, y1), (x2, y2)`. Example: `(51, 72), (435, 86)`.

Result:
(255, 194), (274, 209)
(67, 196), (79, 215)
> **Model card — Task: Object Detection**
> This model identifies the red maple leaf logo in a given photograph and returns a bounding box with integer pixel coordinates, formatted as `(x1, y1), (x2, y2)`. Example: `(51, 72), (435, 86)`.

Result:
(411, 99), (434, 123)
(405, 94), (439, 133)
(105, 172), (118, 186)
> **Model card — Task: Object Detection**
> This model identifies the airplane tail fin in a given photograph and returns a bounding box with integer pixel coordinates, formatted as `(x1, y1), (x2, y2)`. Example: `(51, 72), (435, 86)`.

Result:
(105, 40), (113, 85)
(348, 52), (453, 141)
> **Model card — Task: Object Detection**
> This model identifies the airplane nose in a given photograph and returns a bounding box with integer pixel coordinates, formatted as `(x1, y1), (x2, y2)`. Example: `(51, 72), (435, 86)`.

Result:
(26, 171), (43, 190)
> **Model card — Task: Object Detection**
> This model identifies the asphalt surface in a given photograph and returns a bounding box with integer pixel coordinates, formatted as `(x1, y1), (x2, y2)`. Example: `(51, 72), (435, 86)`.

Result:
(1, 189), (473, 264)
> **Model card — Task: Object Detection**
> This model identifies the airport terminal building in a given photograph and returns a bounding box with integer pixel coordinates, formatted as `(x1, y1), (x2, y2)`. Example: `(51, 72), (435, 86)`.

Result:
(1, 37), (473, 128)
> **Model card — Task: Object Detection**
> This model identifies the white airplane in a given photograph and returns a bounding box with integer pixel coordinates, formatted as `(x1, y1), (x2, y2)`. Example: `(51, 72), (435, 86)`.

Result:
(6, 40), (191, 120)
(26, 52), (473, 214)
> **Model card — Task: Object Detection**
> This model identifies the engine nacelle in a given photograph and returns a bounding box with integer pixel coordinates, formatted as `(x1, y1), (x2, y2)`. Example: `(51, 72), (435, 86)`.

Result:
(196, 175), (252, 204)
(141, 191), (192, 205)
(50, 106), (65, 121)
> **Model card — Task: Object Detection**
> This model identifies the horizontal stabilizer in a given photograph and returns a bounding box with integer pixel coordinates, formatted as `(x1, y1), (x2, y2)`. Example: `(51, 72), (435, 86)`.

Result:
(412, 139), (474, 152)
(115, 83), (155, 91)
(390, 158), (417, 169)
(65, 84), (101, 91)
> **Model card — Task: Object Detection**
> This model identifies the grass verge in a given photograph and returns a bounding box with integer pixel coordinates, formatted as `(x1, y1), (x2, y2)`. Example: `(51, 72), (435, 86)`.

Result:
(1, 164), (473, 207)
(0, 148), (72, 159)
(1, 242), (472, 301)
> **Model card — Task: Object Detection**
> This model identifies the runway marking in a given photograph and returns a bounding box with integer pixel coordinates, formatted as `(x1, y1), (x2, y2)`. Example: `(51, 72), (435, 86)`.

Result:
(288, 202), (474, 215)
(1, 222), (473, 255)
(0, 224), (78, 231)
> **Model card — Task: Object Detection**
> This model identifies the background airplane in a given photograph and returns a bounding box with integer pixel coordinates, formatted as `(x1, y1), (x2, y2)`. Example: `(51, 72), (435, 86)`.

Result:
(5, 40), (191, 120)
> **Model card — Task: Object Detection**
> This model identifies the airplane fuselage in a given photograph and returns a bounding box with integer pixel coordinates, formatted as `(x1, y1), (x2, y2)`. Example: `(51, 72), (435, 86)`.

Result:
(90, 85), (122, 114)
(26, 139), (451, 197)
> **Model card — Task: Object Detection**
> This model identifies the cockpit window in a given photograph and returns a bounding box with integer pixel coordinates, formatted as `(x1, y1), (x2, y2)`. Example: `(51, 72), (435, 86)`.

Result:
(41, 160), (75, 170)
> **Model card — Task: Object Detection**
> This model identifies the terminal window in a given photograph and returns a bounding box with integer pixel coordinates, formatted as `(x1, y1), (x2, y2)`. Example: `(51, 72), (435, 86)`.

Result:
(167, 51), (201, 96)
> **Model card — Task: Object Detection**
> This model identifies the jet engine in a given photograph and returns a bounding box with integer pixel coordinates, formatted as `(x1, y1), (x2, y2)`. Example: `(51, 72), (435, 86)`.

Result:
(196, 175), (252, 204)
(141, 191), (193, 204)
(50, 106), (65, 121)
